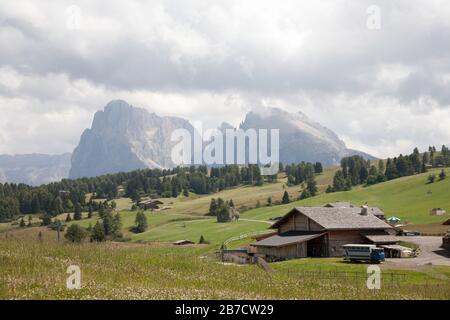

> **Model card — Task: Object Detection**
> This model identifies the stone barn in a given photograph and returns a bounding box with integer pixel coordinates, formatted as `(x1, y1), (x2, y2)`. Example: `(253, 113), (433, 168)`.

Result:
(251, 206), (394, 260)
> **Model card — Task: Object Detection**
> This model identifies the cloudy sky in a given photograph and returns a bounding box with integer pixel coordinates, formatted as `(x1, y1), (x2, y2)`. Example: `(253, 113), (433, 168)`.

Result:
(1, 0), (450, 158)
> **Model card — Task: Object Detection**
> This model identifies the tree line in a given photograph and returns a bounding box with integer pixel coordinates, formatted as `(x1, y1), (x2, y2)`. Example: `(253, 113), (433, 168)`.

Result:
(0, 164), (284, 222)
(328, 145), (450, 192)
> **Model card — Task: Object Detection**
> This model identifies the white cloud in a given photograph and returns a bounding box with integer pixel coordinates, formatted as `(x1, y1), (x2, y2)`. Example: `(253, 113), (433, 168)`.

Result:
(0, 0), (449, 157)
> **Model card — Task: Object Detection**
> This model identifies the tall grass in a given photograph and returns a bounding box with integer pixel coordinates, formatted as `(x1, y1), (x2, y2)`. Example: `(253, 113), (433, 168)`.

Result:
(1, 239), (448, 299)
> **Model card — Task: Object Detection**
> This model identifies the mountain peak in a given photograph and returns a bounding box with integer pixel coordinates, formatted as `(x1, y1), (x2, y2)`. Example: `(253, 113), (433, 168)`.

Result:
(69, 100), (194, 179)
(241, 107), (375, 166)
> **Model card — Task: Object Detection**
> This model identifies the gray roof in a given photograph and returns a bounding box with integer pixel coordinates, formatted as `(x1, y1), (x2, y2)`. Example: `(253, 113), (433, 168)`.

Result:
(272, 207), (393, 230)
(251, 231), (326, 247)
(173, 240), (194, 245)
(364, 235), (399, 244)
(324, 202), (385, 217)
(367, 207), (385, 216)
(324, 202), (354, 208)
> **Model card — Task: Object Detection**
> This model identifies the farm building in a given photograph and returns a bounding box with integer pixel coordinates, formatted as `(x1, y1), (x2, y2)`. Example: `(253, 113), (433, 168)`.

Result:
(250, 206), (394, 260)
(173, 240), (195, 245)
(324, 202), (354, 208)
(430, 208), (446, 216)
(324, 203), (385, 220)
(443, 232), (450, 251)
(139, 199), (163, 211)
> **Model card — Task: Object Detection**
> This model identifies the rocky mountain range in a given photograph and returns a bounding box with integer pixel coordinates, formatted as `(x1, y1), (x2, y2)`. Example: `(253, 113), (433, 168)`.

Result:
(239, 107), (374, 165)
(0, 100), (375, 184)
(69, 100), (195, 179)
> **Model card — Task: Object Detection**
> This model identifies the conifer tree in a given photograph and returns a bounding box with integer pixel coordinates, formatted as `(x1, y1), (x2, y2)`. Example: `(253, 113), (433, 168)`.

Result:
(282, 190), (290, 204)
(91, 221), (105, 242)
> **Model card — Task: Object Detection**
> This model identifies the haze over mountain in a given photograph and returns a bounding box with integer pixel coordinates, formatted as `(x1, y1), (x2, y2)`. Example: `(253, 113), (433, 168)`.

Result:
(0, 153), (71, 186)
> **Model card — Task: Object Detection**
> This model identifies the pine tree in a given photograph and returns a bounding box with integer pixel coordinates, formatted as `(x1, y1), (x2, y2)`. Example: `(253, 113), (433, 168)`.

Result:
(74, 203), (82, 220)
(306, 177), (318, 196)
(282, 190), (290, 204)
(51, 196), (64, 215)
(88, 205), (93, 218)
(111, 212), (122, 238)
(102, 211), (113, 236)
(41, 214), (52, 226)
(20, 217), (26, 228)
(229, 199), (235, 208)
(427, 174), (436, 184)
(65, 213), (72, 222)
(439, 169), (446, 181)
(216, 202), (230, 223)
(209, 198), (217, 216)
(411, 147), (421, 173)
(91, 221), (105, 242)
(299, 189), (311, 200)
(134, 211), (148, 233)
(65, 224), (88, 243)
(385, 158), (398, 180)
(314, 162), (323, 174)
(378, 160), (385, 175)
(332, 170), (346, 191)
(421, 162), (427, 173)
(98, 204), (105, 219)
(267, 196), (272, 206)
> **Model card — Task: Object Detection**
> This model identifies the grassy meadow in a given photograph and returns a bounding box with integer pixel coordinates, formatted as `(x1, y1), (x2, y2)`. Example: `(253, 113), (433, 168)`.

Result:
(241, 168), (450, 226)
(1, 167), (450, 299)
(1, 238), (449, 300)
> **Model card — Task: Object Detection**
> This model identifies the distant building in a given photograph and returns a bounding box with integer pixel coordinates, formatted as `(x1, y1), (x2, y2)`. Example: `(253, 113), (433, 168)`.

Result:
(250, 206), (394, 260)
(442, 231), (450, 251)
(139, 199), (164, 211)
(430, 208), (446, 216)
(324, 202), (354, 208)
(173, 240), (195, 245)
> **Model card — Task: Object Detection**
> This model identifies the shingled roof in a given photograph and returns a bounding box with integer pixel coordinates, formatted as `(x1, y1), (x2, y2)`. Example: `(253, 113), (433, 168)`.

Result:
(251, 231), (326, 247)
(271, 207), (393, 230)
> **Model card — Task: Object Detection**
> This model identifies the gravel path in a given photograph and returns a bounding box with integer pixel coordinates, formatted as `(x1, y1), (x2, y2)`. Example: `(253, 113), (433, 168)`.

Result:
(384, 236), (450, 268)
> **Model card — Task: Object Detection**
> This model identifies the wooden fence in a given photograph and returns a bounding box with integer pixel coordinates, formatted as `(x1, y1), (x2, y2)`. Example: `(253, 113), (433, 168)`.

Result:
(283, 268), (408, 287)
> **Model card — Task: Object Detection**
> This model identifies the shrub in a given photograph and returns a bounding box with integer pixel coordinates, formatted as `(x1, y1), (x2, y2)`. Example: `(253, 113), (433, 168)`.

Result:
(91, 221), (105, 242)
(65, 224), (88, 243)
(133, 211), (148, 233)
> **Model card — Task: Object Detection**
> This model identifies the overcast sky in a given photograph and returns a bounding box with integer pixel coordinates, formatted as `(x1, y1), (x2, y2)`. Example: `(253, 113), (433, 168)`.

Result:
(1, 0), (450, 158)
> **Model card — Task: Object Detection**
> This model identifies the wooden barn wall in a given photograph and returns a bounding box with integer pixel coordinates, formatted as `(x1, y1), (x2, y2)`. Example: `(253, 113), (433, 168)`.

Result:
(256, 242), (307, 259)
(327, 230), (368, 257)
(278, 211), (324, 234)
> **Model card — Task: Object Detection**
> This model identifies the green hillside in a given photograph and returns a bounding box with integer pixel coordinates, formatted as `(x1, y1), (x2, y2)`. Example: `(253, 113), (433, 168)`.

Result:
(3, 168), (448, 246)
(242, 168), (450, 226)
